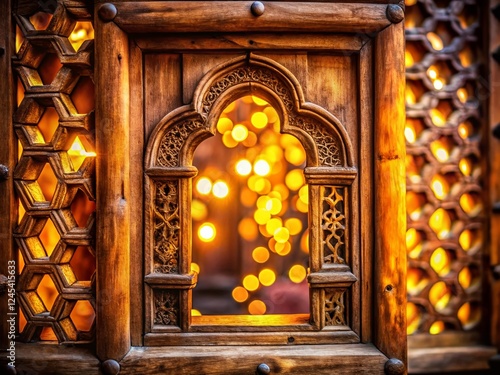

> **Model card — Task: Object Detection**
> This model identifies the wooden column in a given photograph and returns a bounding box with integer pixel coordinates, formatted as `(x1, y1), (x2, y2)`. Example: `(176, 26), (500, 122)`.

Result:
(0, 0), (15, 353)
(94, 9), (131, 361)
(373, 21), (407, 369)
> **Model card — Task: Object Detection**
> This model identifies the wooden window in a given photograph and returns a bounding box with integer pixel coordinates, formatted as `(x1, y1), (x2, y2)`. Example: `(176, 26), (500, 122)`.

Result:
(1, 1), (409, 374)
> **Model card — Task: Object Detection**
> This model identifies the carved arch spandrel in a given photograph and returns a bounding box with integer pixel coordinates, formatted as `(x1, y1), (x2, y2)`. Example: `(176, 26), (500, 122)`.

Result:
(145, 54), (355, 169)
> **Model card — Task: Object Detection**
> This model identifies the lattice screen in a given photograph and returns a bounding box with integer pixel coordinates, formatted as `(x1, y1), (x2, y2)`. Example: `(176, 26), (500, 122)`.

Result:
(13, 1), (96, 343)
(405, 0), (485, 337)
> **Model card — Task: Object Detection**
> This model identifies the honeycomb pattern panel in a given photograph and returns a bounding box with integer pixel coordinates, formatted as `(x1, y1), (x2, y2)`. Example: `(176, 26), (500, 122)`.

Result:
(13, 1), (95, 344)
(405, 0), (484, 336)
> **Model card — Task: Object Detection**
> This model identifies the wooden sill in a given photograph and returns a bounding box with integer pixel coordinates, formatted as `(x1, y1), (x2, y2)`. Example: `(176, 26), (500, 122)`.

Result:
(408, 345), (497, 374)
(12, 342), (388, 375)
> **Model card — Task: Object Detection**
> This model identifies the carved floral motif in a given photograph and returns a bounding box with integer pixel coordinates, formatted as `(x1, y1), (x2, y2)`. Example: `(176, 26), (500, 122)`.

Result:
(322, 187), (346, 264)
(153, 181), (180, 273)
(154, 290), (179, 326)
(325, 289), (346, 326)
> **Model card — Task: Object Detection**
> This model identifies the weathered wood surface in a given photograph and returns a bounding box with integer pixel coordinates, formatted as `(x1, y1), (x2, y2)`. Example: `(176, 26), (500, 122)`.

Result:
(94, 18), (131, 361)
(373, 21), (407, 369)
(136, 33), (366, 53)
(121, 343), (387, 374)
(113, 2), (391, 34)
(359, 39), (374, 343)
(129, 41), (145, 347)
(408, 346), (497, 373)
(14, 344), (100, 375)
(0, 0), (14, 354)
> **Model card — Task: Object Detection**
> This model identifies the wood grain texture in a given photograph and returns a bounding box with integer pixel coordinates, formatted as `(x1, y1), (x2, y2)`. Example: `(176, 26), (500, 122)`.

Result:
(373, 22), (407, 368)
(14, 343), (100, 375)
(113, 2), (391, 34)
(94, 18), (131, 361)
(408, 346), (497, 373)
(121, 343), (387, 374)
(0, 0), (14, 353)
(135, 33), (366, 53)
(129, 41), (144, 347)
(144, 53), (183, 138)
(358, 40), (374, 344)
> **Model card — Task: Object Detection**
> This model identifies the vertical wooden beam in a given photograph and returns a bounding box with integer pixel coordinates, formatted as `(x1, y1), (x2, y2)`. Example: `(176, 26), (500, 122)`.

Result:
(94, 12), (131, 361)
(0, 0), (15, 354)
(489, 0), (500, 351)
(373, 21), (407, 369)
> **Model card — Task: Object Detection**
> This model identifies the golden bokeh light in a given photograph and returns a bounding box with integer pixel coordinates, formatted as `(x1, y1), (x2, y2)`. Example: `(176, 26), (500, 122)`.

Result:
(232, 124), (249, 142)
(430, 248), (451, 276)
(236, 159), (252, 176)
(254, 159), (271, 176)
(217, 117), (233, 134)
(258, 268), (276, 287)
(232, 286), (249, 303)
(273, 227), (290, 243)
(248, 300), (267, 315)
(212, 180), (229, 198)
(252, 246), (270, 263)
(251, 112), (268, 129)
(191, 262), (200, 274)
(289, 264), (307, 283)
(196, 177), (212, 195)
(198, 222), (216, 242)
(285, 169), (304, 191)
(243, 275), (260, 291)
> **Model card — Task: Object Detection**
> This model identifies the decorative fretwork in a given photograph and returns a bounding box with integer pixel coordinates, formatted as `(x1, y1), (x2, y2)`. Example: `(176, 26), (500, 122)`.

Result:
(153, 181), (180, 273)
(405, 0), (484, 336)
(154, 290), (180, 326)
(13, 2), (96, 343)
(324, 289), (346, 326)
(156, 118), (205, 167)
(322, 187), (346, 264)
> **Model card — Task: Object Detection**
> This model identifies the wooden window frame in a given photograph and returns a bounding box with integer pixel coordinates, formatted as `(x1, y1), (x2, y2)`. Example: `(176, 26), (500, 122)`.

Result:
(1, 1), (407, 374)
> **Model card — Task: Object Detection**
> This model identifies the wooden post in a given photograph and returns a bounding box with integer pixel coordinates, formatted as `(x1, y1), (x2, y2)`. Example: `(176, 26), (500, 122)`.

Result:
(373, 21), (407, 369)
(94, 8), (131, 361)
(0, 0), (15, 354)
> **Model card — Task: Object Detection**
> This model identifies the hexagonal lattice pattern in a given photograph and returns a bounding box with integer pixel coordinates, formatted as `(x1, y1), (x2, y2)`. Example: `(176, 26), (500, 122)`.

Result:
(406, 0), (484, 336)
(13, 2), (95, 343)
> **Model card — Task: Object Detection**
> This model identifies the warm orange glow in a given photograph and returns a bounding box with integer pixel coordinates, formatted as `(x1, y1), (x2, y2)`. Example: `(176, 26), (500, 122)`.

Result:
(458, 267), (473, 290)
(238, 218), (258, 241)
(289, 264), (307, 283)
(429, 281), (451, 312)
(430, 248), (450, 276)
(405, 85), (417, 105)
(68, 136), (96, 171)
(248, 300), (267, 315)
(191, 199), (208, 221)
(427, 32), (444, 51)
(70, 300), (94, 332)
(232, 286), (249, 303)
(430, 175), (449, 200)
(217, 117), (233, 134)
(460, 193), (482, 217)
(457, 302), (480, 330)
(429, 208), (451, 239)
(191, 309), (202, 316)
(407, 268), (429, 295)
(69, 21), (94, 51)
(258, 269), (276, 286)
(196, 177), (212, 195)
(405, 50), (414, 68)
(457, 88), (468, 103)
(235, 159), (252, 176)
(251, 112), (268, 129)
(406, 228), (423, 259)
(191, 262), (200, 274)
(429, 321), (445, 335)
(406, 302), (421, 335)
(243, 275), (260, 291)
(430, 108), (446, 127)
(231, 124), (249, 142)
(430, 140), (450, 163)
(252, 246), (270, 263)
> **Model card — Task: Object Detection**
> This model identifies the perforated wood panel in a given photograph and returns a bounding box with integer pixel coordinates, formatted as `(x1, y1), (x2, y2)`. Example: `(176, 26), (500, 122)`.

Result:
(12, 1), (96, 343)
(405, 0), (485, 338)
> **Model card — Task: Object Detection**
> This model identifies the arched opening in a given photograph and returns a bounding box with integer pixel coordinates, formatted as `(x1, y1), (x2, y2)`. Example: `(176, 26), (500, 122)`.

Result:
(191, 95), (309, 316)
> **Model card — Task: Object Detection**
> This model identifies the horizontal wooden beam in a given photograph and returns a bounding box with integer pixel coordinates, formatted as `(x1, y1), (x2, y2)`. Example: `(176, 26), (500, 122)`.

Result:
(111, 2), (392, 34)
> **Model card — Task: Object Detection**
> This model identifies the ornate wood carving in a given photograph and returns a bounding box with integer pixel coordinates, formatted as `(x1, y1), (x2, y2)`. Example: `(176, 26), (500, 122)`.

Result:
(154, 290), (180, 326)
(324, 288), (346, 326)
(322, 187), (346, 265)
(12, 1), (95, 344)
(153, 181), (180, 273)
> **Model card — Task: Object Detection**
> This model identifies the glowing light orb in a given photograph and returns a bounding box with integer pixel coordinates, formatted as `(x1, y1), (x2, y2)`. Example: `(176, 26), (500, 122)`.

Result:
(198, 223), (216, 242)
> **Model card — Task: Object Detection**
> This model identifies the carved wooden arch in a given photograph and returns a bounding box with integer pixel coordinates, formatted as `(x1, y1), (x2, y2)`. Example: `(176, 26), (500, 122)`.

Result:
(143, 53), (359, 340)
(145, 54), (355, 169)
